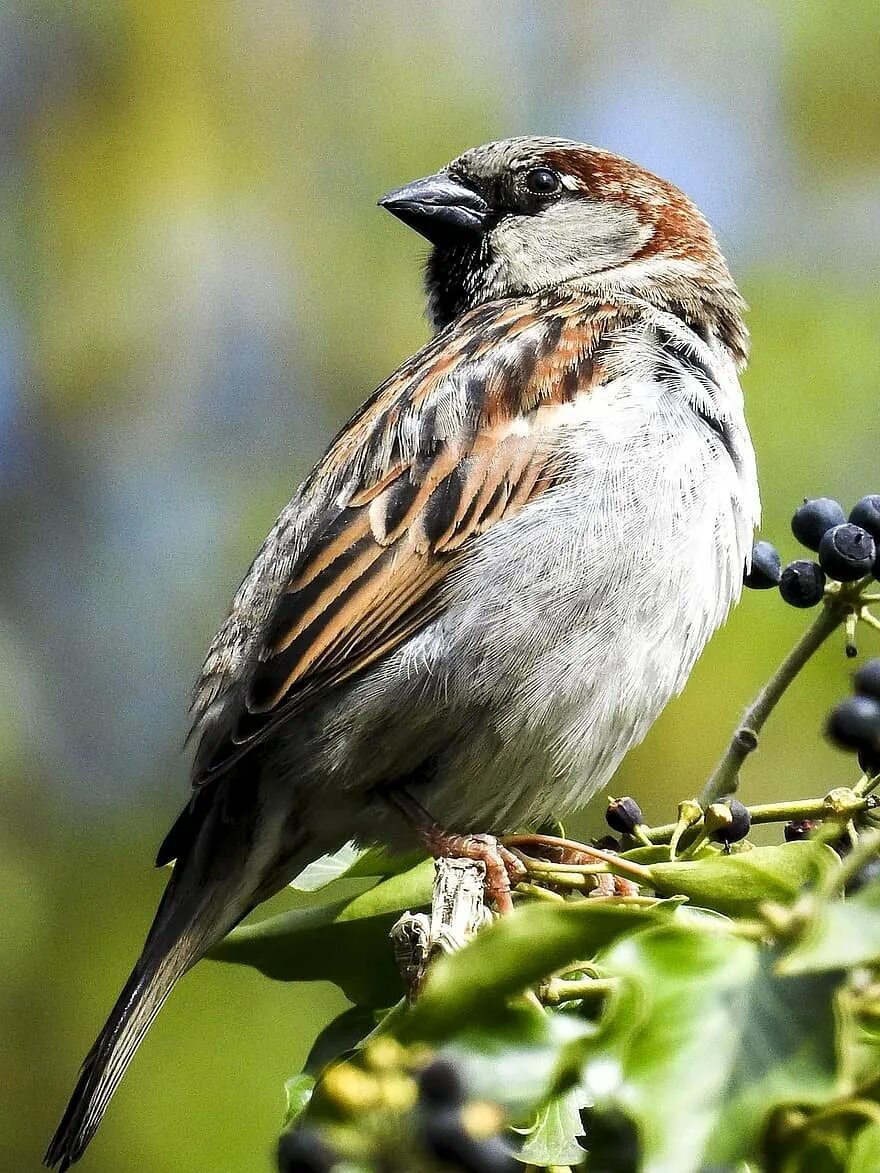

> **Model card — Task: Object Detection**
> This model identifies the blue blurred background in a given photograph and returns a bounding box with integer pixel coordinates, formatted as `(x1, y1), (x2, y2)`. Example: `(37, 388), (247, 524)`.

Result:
(2, 1), (878, 1168)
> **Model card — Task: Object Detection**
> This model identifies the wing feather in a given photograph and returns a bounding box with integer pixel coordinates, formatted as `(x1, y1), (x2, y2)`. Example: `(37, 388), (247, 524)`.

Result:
(191, 293), (637, 780)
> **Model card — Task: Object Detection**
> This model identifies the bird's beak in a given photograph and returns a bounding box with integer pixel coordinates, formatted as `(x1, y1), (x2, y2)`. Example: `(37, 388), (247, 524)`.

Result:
(378, 171), (489, 244)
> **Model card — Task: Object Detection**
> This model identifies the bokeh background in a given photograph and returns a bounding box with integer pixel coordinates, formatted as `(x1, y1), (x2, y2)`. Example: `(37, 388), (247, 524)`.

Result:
(2, 1), (879, 1169)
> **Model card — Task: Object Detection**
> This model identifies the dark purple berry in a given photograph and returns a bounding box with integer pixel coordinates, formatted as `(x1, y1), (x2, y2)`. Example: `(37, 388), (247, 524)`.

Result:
(858, 745), (880, 777)
(779, 560), (826, 608)
(277, 1129), (335, 1173)
(605, 796), (644, 835)
(791, 497), (846, 551)
(744, 540), (782, 589)
(849, 495), (880, 543)
(418, 1058), (466, 1110)
(826, 695), (880, 752)
(784, 819), (820, 842)
(423, 1112), (518, 1173)
(709, 798), (751, 845)
(818, 524), (876, 582)
(854, 659), (880, 701)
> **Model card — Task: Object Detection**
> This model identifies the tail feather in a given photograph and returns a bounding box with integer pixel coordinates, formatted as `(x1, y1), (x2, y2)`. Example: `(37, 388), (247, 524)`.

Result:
(45, 935), (196, 1170)
(46, 787), (312, 1169)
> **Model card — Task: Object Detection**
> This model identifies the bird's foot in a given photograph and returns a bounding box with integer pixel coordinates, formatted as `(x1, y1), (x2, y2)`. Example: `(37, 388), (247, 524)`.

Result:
(383, 788), (525, 913)
(422, 830), (527, 914)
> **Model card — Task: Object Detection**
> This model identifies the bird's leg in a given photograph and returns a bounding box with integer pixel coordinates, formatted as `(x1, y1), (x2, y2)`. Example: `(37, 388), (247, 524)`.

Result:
(385, 789), (526, 913)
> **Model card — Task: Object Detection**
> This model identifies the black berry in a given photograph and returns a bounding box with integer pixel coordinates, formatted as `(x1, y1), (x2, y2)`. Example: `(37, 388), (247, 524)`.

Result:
(784, 819), (820, 842)
(423, 1112), (518, 1173)
(779, 560), (826, 608)
(791, 497), (846, 551)
(744, 540), (782, 589)
(277, 1129), (335, 1173)
(858, 745), (880, 777)
(854, 659), (880, 701)
(708, 798), (751, 845)
(826, 695), (880, 752)
(817, 524), (876, 582)
(605, 796), (644, 835)
(850, 495), (880, 542)
(418, 1058), (466, 1110)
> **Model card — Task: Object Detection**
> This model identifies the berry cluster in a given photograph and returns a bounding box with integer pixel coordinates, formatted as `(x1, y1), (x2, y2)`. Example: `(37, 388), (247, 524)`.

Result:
(745, 494), (880, 607)
(417, 1059), (517, 1173)
(277, 1048), (517, 1173)
(605, 795), (751, 849)
(826, 659), (880, 777)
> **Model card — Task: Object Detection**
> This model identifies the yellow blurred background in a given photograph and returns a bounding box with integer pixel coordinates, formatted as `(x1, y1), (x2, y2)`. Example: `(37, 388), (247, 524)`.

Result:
(2, 1), (879, 1169)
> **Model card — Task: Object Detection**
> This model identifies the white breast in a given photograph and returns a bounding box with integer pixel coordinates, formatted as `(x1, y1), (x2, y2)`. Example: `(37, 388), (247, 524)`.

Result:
(387, 318), (759, 830)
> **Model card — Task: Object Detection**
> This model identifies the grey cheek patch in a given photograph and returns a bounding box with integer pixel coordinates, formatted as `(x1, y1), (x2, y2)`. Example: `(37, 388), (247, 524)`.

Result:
(489, 200), (653, 292)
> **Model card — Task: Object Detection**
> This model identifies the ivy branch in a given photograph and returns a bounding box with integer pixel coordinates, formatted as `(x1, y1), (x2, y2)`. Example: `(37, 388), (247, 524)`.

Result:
(700, 577), (879, 807)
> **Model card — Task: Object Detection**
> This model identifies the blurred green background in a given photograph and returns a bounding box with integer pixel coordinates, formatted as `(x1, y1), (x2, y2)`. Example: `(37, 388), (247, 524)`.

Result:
(1, 1), (878, 1169)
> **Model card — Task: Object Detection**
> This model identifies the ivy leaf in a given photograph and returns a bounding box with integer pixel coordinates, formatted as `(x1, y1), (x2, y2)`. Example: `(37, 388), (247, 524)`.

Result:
(283, 1073), (315, 1127)
(289, 843), (363, 891)
(445, 1005), (595, 1117)
(778, 878), (880, 975)
(210, 859), (434, 1005)
(438, 1004), (595, 1165)
(304, 1007), (378, 1077)
(708, 954), (841, 1164)
(585, 925), (841, 1172)
(587, 924), (756, 1173)
(400, 899), (669, 1041)
(516, 1086), (587, 1167)
(649, 842), (836, 916)
(290, 844), (427, 891)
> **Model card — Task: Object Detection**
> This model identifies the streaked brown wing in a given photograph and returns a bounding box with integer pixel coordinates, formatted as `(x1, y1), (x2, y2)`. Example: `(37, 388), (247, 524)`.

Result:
(192, 293), (634, 780)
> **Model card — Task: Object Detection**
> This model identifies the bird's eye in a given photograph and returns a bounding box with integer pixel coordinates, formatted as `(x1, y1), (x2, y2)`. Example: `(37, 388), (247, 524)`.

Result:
(523, 167), (561, 195)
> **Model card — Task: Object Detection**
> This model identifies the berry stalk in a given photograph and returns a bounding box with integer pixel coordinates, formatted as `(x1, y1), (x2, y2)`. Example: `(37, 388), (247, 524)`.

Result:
(700, 600), (846, 805)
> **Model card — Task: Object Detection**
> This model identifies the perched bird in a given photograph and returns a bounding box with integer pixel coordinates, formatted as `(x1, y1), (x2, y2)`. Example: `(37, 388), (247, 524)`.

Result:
(46, 136), (759, 1168)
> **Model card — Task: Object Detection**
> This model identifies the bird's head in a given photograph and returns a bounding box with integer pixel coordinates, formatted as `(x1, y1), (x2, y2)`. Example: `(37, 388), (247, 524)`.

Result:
(380, 136), (747, 365)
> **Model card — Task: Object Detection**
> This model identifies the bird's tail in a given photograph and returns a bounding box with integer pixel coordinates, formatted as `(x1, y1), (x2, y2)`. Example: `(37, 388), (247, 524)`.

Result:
(44, 787), (279, 1170)
(44, 926), (196, 1170)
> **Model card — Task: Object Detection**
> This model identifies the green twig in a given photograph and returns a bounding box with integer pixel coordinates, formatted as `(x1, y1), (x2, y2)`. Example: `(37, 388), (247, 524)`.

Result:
(700, 602), (846, 806)
(644, 791), (875, 845)
(541, 976), (618, 1005)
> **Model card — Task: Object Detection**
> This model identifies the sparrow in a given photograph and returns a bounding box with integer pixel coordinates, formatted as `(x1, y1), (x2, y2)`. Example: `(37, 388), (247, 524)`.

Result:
(47, 136), (759, 1168)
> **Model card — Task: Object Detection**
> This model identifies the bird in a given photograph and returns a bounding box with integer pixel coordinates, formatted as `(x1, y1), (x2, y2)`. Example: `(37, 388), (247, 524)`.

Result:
(46, 136), (759, 1168)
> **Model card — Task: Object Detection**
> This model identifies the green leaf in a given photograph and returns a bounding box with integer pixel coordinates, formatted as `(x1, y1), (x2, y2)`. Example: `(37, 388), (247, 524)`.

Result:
(304, 1006), (377, 1077)
(290, 844), (428, 892)
(517, 1085), (587, 1167)
(289, 843), (364, 891)
(289, 843), (428, 891)
(345, 846), (427, 880)
(584, 925), (841, 1173)
(779, 879), (880, 975)
(336, 859), (434, 921)
(708, 955), (841, 1165)
(400, 899), (668, 1041)
(848, 1122), (880, 1172)
(283, 1073), (315, 1126)
(649, 842), (836, 916)
(445, 1005), (594, 1117)
(210, 859), (434, 1005)
(587, 924), (756, 1173)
